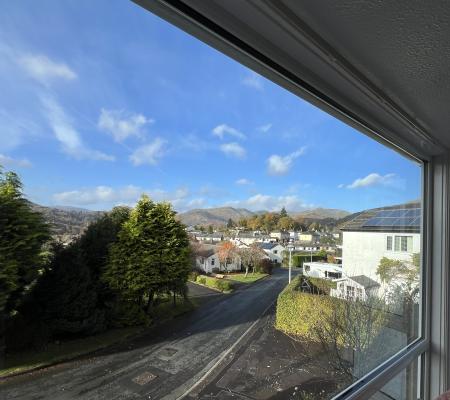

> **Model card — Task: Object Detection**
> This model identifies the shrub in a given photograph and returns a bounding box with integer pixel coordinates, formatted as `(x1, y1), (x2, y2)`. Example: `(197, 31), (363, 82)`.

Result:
(215, 280), (233, 292)
(258, 259), (273, 275)
(197, 276), (206, 285)
(211, 267), (220, 273)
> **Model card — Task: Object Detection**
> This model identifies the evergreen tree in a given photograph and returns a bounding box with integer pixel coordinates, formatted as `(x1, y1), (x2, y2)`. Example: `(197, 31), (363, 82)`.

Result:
(280, 206), (288, 218)
(104, 195), (191, 312)
(0, 168), (50, 314)
(226, 218), (234, 229)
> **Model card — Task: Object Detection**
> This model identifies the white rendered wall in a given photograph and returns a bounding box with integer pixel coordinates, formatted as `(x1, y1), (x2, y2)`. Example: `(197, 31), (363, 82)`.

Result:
(342, 231), (421, 281)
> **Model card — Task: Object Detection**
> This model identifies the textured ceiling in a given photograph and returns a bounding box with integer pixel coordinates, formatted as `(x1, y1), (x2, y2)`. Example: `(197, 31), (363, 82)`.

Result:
(136, 0), (450, 158)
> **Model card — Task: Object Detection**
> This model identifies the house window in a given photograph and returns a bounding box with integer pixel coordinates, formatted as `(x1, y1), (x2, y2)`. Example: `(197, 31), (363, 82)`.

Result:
(273, 249), (278, 254)
(211, 258), (215, 266)
(356, 288), (363, 298)
(386, 236), (392, 251)
(394, 235), (413, 252)
(346, 285), (355, 299)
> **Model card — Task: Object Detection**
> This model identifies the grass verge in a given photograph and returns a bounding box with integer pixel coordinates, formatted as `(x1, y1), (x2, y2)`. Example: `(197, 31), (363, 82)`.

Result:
(225, 272), (268, 283)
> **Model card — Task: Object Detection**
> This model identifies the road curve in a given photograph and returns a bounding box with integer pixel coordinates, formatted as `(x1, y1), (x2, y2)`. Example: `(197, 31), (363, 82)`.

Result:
(0, 268), (293, 400)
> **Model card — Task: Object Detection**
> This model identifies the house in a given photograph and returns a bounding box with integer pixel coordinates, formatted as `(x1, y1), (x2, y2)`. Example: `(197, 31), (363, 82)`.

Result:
(339, 202), (421, 283)
(256, 242), (285, 264)
(302, 262), (343, 280)
(331, 275), (381, 301)
(195, 232), (224, 243)
(298, 231), (320, 243)
(195, 245), (241, 273)
(269, 230), (289, 242)
(294, 243), (320, 252)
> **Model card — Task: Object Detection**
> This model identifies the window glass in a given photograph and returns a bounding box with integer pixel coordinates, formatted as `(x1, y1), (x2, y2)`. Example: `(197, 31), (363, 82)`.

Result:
(0, 2), (422, 400)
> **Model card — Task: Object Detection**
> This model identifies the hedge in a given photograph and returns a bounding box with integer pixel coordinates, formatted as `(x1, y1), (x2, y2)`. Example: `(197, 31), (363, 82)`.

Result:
(283, 253), (323, 267)
(275, 275), (341, 341)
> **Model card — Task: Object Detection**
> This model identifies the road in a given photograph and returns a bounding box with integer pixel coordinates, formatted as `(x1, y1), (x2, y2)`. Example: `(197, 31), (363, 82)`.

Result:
(0, 268), (297, 400)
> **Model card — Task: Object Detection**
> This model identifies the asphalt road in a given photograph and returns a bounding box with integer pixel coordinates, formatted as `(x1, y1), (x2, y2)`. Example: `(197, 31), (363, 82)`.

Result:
(0, 268), (296, 400)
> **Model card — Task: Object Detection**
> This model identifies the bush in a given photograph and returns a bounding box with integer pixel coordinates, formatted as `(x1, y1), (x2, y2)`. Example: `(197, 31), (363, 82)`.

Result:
(275, 276), (341, 341)
(108, 298), (151, 328)
(211, 267), (220, 273)
(197, 276), (206, 285)
(258, 259), (273, 275)
(215, 280), (233, 292)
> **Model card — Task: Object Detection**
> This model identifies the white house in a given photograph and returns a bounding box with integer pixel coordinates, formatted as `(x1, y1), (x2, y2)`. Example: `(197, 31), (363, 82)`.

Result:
(339, 203), (421, 281)
(331, 275), (381, 301)
(302, 262), (343, 279)
(195, 232), (224, 242)
(257, 242), (285, 264)
(195, 245), (241, 273)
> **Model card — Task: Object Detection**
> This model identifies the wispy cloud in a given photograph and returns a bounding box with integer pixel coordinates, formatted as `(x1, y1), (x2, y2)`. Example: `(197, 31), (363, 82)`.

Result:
(220, 142), (246, 159)
(242, 71), (264, 90)
(346, 173), (396, 189)
(18, 54), (77, 84)
(41, 95), (114, 161)
(0, 154), (32, 168)
(258, 123), (272, 133)
(98, 109), (153, 142)
(226, 193), (311, 212)
(235, 178), (253, 185)
(130, 138), (167, 166)
(267, 147), (306, 176)
(212, 124), (246, 140)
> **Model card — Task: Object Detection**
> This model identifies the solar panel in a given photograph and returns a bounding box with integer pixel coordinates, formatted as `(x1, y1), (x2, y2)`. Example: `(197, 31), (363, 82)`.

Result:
(362, 212), (421, 228)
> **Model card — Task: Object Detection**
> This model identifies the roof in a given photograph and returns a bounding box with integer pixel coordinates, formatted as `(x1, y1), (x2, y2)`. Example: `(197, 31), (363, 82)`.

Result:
(349, 275), (380, 290)
(196, 246), (216, 258)
(257, 242), (281, 250)
(339, 201), (421, 233)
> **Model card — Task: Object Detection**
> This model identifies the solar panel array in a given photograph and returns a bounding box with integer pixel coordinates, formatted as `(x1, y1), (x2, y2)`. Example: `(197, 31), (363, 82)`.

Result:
(362, 208), (421, 227)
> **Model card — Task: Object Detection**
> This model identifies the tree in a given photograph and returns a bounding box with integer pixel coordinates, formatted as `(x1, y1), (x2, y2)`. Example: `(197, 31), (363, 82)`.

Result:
(280, 206), (288, 218)
(226, 218), (234, 229)
(207, 225), (214, 234)
(0, 168), (50, 315)
(278, 216), (294, 231)
(103, 195), (191, 312)
(217, 241), (237, 273)
(0, 168), (50, 364)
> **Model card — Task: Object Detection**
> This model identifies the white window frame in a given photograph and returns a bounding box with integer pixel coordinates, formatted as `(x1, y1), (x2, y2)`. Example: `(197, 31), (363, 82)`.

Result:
(131, 2), (450, 398)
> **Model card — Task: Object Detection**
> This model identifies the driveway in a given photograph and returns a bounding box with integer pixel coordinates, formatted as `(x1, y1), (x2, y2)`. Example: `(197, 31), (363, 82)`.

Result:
(0, 268), (300, 400)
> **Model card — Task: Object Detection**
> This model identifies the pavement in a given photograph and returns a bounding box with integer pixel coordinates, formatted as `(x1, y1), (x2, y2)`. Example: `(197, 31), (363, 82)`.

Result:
(0, 268), (343, 400)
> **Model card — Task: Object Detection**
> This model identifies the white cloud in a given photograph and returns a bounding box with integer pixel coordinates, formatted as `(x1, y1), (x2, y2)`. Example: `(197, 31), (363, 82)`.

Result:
(236, 178), (253, 185)
(258, 123), (272, 133)
(98, 109), (153, 142)
(212, 124), (246, 140)
(41, 95), (114, 161)
(267, 147), (306, 176)
(130, 138), (167, 166)
(226, 193), (311, 212)
(337, 183), (345, 189)
(346, 173), (396, 189)
(0, 154), (32, 168)
(242, 71), (264, 90)
(220, 142), (246, 159)
(18, 54), (77, 84)
(52, 184), (203, 211)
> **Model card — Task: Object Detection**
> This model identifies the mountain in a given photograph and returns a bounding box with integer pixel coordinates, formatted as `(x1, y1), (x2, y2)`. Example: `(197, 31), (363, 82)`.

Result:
(30, 203), (104, 241)
(293, 207), (351, 220)
(178, 207), (254, 226)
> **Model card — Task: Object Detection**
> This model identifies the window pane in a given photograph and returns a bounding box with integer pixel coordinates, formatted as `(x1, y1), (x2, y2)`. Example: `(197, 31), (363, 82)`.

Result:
(368, 358), (420, 400)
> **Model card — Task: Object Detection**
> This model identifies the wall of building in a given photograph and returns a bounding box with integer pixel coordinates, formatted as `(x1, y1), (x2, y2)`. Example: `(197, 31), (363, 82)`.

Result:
(342, 231), (421, 280)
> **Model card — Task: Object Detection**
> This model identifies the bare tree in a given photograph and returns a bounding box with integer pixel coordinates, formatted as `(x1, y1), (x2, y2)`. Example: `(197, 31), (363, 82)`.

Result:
(217, 241), (237, 273)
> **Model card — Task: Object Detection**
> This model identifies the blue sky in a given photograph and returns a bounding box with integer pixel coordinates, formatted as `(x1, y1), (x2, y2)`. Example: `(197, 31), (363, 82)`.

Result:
(0, 1), (421, 213)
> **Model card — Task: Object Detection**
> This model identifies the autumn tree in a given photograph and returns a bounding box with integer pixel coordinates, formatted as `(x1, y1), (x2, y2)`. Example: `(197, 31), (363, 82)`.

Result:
(217, 241), (238, 273)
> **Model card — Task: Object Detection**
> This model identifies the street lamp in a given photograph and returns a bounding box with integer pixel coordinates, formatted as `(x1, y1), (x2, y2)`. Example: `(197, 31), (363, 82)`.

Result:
(287, 244), (295, 284)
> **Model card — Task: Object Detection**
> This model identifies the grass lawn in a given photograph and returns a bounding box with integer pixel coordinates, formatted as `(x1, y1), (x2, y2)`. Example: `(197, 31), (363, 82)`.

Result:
(0, 299), (195, 379)
(226, 272), (268, 283)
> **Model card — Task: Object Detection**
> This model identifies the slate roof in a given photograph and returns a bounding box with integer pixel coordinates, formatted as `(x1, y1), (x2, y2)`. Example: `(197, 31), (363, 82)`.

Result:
(257, 242), (280, 250)
(350, 275), (381, 290)
(339, 201), (421, 233)
(196, 247), (216, 258)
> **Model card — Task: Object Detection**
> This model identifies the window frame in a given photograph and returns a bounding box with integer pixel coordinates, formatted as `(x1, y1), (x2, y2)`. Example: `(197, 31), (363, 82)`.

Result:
(131, 2), (448, 398)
